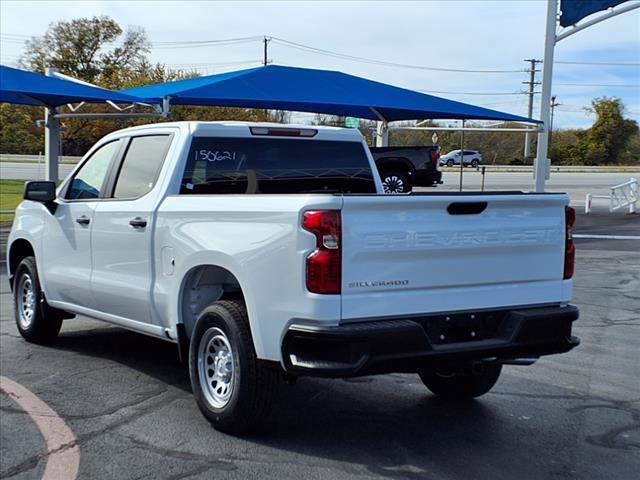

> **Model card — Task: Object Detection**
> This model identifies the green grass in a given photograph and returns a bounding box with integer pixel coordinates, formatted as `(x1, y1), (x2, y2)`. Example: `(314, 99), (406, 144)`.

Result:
(0, 179), (25, 224)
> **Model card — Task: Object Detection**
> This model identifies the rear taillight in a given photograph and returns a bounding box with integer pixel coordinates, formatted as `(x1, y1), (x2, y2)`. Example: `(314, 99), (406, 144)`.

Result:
(302, 210), (341, 294)
(429, 149), (440, 168)
(564, 206), (576, 279)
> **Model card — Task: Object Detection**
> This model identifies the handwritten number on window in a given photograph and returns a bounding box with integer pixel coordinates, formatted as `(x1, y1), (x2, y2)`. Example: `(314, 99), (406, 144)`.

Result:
(197, 150), (237, 162)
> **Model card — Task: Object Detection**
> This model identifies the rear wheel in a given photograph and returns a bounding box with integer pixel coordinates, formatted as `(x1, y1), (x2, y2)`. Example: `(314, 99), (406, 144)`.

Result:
(471, 159), (479, 168)
(381, 171), (411, 193)
(13, 256), (63, 344)
(189, 300), (279, 434)
(419, 363), (502, 400)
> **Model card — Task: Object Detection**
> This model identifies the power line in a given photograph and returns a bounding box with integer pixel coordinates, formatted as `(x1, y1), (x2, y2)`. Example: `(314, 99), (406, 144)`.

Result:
(0, 33), (263, 49)
(555, 83), (640, 87)
(556, 60), (640, 66)
(163, 59), (262, 68)
(269, 37), (526, 74)
(418, 89), (528, 96)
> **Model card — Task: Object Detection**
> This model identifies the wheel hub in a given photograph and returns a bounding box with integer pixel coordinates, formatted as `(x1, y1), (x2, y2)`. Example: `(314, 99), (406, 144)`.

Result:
(198, 327), (234, 408)
(383, 175), (404, 194)
(17, 274), (35, 329)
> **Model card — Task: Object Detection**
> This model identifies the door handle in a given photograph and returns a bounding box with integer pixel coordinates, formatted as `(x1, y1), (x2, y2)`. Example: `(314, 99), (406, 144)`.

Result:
(447, 202), (488, 215)
(75, 215), (90, 225)
(129, 217), (147, 228)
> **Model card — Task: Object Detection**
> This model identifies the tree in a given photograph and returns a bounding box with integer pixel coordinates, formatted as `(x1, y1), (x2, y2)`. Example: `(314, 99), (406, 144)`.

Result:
(20, 16), (149, 87)
(583, 97), (638, 165)
(1, 16), (290, 156)
(0, 105), (43, 154)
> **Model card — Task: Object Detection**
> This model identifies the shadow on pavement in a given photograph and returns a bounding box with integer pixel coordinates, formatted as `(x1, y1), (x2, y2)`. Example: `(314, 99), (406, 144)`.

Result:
(51, 325), (193, 394)
(49, 322), (506, 480)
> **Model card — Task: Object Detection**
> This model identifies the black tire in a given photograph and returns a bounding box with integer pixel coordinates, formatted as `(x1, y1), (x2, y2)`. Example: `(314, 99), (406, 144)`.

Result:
(381, 171), (411, 193)
(189, 300), (279, 434)
(419, 363), (502, 400)
(471, 159), (479, 168)
(13, 256), (63, 344)
(446, 159), (454, 167)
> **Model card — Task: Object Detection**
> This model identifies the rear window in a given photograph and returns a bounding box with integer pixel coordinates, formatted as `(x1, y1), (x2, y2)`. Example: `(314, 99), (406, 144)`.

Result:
(180, 137), (376, 194)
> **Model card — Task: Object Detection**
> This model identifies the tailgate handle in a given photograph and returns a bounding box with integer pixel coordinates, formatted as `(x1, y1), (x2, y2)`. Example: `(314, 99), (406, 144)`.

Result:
(447, 202), (487, 215)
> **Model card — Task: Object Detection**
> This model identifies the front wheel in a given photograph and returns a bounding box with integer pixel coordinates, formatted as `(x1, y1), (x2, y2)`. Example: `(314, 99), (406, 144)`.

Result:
(13, 256), (63, 344)
(189, 300), (279, 434)
(446, 159), (454, 167)
(381, 171), (411, 194)
(419, 363), (502, 400)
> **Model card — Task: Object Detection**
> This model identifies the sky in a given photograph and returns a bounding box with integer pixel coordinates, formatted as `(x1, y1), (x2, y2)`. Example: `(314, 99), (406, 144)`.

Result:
(1, 0), (639, 129)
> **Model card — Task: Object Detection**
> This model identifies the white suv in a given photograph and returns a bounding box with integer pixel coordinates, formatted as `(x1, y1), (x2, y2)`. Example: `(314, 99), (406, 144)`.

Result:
(440, 150), (482, 168)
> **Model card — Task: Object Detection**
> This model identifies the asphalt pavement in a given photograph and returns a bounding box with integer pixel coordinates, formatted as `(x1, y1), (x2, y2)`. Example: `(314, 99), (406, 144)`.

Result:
(1, 211), (638, 480)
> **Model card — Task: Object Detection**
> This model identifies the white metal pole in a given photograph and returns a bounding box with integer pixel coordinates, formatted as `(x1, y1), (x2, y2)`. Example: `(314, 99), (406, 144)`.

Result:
(458, 120), (465, 192)
(534, 0), (558, 192)
(375, 121), (389, 147)
(44, 68), (60, 183)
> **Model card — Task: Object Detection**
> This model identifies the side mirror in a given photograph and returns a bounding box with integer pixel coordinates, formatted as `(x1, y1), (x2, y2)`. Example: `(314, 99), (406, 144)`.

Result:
(24, 181), (56, 203)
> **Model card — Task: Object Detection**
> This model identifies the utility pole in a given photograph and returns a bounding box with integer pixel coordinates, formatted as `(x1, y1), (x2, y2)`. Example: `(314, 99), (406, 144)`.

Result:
(263, 36), (270, 66)
(549, 95), (560, 147)
(522, 58), (541, 160)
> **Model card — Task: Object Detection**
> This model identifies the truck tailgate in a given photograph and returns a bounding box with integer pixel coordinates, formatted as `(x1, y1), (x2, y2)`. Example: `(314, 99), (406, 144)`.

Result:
(340, 193), (570, 321)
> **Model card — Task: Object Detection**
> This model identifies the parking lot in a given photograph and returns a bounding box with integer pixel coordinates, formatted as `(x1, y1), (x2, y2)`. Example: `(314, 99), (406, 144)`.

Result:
(1, 177), (639, 480)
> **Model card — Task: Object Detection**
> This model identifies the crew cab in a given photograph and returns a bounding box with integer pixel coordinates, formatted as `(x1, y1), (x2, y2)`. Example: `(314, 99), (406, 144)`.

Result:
(370, 146), (442, 193)
(7, 122), (579, 433)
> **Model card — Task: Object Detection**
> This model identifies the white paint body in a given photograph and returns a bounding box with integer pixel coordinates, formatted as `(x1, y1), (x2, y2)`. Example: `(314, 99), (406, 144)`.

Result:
(8, 122), (573, 364)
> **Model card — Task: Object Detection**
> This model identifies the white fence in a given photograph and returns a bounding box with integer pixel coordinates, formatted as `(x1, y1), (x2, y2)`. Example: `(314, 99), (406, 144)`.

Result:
(585, 177), (638, 214)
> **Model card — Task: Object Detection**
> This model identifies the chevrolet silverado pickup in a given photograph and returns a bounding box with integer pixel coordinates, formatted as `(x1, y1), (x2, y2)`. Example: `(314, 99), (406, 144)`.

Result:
(7, 121), (579, 433)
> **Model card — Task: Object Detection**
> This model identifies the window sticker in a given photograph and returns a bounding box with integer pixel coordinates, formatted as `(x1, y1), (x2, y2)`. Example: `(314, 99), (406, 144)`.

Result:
(196, 150), (237, 162)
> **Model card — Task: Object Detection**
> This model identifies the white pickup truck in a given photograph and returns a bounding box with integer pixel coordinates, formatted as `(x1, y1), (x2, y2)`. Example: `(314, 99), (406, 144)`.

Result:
(8, 121), (579, 433)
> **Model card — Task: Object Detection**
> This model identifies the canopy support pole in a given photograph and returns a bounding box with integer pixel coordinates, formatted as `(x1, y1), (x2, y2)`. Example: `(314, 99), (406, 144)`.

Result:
(371, 108), (389, 147)
(44, 68), (60, 183)
(533, 0), (557, 192)
(458, 120), (465, 192)
(375, 121), (389, 147)
(44, 108), (60, 183)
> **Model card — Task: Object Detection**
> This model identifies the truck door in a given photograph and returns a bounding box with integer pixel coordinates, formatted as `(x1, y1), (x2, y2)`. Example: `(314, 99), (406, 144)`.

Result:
(90, 134), (173, 324)
(41, 139), (123, 307)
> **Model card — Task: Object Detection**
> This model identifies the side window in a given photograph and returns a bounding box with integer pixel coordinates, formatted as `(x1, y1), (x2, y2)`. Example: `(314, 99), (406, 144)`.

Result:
(66, 140), (121, 200)
(112, 135), (171, 199)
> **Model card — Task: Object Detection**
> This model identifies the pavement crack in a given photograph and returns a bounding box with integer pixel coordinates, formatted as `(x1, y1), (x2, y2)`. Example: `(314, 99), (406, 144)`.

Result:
(0, 455), (41, 479)
(117, 433), (237, 473)
(63, 387), (170, 420)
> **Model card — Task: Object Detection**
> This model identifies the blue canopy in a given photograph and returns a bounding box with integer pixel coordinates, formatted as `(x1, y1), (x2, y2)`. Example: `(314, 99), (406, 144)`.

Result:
(122, 65), (538, 123)
(0, 65), (147, 107)
(560, 0), (628, 27)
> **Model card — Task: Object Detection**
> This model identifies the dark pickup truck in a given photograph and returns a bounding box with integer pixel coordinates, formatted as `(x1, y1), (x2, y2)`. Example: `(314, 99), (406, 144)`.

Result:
(370, 146), (442, 193)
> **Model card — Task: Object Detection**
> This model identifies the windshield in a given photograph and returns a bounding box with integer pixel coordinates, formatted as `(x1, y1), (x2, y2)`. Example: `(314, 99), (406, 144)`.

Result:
(181, 137), (376, 194)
